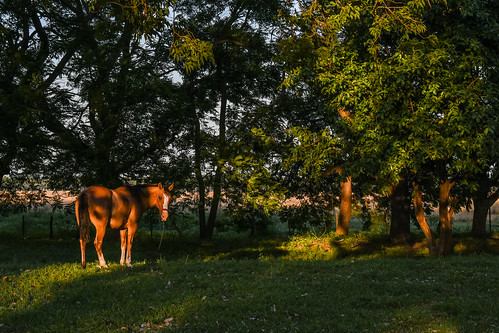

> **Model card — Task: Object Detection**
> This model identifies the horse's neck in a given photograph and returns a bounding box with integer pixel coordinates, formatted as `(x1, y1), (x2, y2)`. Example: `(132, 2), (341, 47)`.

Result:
(143, 187), (157, 209)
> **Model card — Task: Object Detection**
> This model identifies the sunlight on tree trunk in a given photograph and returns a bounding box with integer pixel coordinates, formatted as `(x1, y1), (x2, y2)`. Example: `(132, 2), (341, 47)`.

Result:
(436, 180), (455, 256)
(413, 181), (436, 255)
(337, 176), (351, 236)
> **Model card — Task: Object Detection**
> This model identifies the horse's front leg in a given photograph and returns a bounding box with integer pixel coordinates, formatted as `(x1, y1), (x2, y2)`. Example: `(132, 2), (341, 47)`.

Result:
(120, 229), (127, 266)
(125, 225), (137, 268)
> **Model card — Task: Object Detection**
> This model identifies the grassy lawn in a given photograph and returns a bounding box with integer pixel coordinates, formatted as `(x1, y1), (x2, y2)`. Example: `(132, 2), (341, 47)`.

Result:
(1, 210), (498, 332)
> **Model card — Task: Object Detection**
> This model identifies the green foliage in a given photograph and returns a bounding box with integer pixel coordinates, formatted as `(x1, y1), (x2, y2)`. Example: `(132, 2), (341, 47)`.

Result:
(285, 126), (342, 181)
(169, 31), (215, 73)
(227, 129), (287, 214)
(86, 0), (171, 37)
(280, 0), (499, 220)
(279, 203), (335, 233)
(223, 207), (275, 234)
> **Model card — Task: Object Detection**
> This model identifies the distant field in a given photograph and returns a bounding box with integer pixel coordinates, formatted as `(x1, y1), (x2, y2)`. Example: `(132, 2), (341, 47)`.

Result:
(1, 189), (498, 240)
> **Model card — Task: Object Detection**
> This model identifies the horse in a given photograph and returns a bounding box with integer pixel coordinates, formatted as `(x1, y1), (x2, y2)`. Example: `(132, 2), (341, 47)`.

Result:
(75, 183), (173, 269)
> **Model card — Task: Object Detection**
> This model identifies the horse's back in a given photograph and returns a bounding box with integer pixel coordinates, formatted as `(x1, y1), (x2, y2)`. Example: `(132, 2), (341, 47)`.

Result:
(77, 186), (113, 223)
(79, 186), (113, 203)
(77, 185), (143, 229)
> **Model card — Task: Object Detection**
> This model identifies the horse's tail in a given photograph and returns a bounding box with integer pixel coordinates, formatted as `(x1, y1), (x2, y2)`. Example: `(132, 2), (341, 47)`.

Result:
(76, 192), (90, 243)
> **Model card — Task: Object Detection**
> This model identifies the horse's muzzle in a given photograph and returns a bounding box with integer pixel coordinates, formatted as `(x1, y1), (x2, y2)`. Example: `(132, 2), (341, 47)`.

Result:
(161, 210), (169, 221)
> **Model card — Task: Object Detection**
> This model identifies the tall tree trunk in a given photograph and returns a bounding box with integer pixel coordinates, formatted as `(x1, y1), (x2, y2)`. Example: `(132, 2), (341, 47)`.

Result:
(388, 175), (411, 243)
(204, 59), (228, 239)
(413, 181), (436, 255)
(472, 198), (489, 237)
(436, 179), (455, 256)
(360, 196), (372, 231)
(337, 175), (351, 236)
(332, 166), (351, 235)
(186, 83), (208, 239)
(194, 113), (208, 239)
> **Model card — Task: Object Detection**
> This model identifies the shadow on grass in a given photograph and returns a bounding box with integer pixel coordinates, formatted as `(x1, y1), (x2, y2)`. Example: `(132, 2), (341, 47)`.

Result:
(1, 251), (498, 332)
(1, 229), (498, 275)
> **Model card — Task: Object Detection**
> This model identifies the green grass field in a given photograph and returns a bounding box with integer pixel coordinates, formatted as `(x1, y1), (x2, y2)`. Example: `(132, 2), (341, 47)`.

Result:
(1, 209), (498, 332)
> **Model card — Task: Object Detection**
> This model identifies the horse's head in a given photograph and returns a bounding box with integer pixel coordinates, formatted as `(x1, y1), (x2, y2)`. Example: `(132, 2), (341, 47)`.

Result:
(155, 183), (174, 221)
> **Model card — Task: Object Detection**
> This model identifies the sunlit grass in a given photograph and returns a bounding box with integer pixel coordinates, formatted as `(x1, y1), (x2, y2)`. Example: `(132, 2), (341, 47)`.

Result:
(1, 229), (498, 332)
(1, 210), (498, 332)
(1, 254), (497, 332)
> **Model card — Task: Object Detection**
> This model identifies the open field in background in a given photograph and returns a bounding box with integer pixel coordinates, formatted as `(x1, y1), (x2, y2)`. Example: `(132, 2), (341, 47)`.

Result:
(1, 189), (498, 238)
(1, 205), (499, 332)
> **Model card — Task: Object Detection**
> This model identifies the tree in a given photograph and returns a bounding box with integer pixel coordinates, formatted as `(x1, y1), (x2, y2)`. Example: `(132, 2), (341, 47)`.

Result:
(471, 169), (499, 237)
(1, 0), (215, 190)
(0, 1), (85, 187)
(281, 0), (498, 254)
(166, 0), (286, 239)
(1, 0), (187, 190)
(452, 0), (499, 237)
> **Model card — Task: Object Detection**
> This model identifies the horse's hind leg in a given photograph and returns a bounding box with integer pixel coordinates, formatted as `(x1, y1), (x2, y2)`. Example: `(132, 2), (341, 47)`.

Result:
(120, 229), (127, 266)
(125, 226), (137, 268)
(80, 239), (87, 269)
(94, 226), (108, 268)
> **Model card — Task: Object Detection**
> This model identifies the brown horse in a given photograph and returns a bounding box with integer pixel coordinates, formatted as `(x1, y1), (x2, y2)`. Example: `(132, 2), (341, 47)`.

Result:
(75, 183), (173, 269)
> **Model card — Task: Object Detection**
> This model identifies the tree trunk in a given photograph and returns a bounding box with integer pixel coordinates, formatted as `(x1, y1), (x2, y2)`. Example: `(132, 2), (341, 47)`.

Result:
(471, 173), (499, 237)
(337, 175), (351, 235)
(186, 82), (208, 240)
(436, 179), (455, 256)
(332, 166), (351, 235)
(360, 196), (372, 231)
(388, 175), (412, 243)
(194, 114), (208, 239)
(413, 181), (436, 255)
(205, 164), (222, 239)
(92, 142), (121, 187)
(472, 198), (489, 237)
(204, 57), (228, 239)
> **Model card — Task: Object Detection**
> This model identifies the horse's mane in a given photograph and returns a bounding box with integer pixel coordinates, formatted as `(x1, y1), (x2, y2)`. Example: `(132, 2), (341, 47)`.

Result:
(126, 184), (160, 198)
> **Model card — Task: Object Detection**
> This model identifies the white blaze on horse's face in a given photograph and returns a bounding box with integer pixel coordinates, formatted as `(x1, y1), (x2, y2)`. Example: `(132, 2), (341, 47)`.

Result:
(161, 193), (170, 221)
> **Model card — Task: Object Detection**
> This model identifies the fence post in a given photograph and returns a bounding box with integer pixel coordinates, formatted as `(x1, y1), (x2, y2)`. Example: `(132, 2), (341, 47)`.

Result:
(22, 215), (25, 238)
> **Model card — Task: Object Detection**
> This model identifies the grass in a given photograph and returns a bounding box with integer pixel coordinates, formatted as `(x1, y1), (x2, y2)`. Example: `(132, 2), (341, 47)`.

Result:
(1, 250), (498, 332)
(1, 209), (498, 332)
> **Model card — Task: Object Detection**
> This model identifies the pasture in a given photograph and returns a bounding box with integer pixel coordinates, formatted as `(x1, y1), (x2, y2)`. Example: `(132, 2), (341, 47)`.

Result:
(1, 209), (498, 332)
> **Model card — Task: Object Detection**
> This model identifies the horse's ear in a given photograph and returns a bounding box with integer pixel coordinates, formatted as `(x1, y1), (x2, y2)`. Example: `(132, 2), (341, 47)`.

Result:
(168, 184), (174, 191)
(158, 183), (163, 189)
